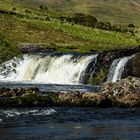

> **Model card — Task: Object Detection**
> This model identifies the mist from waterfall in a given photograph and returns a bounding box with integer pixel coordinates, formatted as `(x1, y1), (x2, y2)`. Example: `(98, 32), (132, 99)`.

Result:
(107, 55), (134, 83)
(0, 53), (98, 85)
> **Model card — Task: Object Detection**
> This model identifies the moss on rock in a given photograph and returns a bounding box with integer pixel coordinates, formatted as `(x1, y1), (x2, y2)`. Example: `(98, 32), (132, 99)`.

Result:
(0, 77), (140, 108)
(88, 68), (107, 85)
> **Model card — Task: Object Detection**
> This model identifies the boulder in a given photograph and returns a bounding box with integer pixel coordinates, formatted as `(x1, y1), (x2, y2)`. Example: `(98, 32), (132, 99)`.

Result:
(102, 76), (140, 107)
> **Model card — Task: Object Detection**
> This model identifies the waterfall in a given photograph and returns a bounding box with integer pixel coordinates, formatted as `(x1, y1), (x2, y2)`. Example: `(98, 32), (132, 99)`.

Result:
(107, 55), (134, 83)
(0, 53), (98, 85)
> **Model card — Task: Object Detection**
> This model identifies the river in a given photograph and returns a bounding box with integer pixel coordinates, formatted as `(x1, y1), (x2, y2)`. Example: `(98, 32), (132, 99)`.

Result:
(0, 107), (139, 140)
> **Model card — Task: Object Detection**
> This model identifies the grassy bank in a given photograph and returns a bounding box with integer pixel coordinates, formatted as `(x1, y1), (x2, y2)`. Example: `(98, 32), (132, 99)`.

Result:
(0, 0), (140, 56)
(0, 35), (20, 63)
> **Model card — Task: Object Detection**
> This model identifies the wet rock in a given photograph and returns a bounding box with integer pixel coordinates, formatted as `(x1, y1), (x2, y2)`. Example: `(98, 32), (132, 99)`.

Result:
(0, 77), (140, 107)
(58, 92), (82, 106)
(90, 46), (140, 85)
(0, 87), (40, 97)
(81, 92), (112, 107)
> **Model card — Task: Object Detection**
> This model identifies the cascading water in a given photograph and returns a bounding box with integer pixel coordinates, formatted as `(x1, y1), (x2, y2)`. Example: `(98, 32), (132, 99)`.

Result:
(107, 55), (134, 83)
(0, 53), (98, 85)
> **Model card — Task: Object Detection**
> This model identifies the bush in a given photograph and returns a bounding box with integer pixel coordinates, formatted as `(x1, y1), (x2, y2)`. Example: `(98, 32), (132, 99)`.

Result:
(95, 21), (130, 33)
(39, 5), (49, 12)
(59, 13), (98, 27)
(12, 7), (16, 11)
(25, 9), (32, 13)
(39, 5), (43, 10)
(128, 24), (135, 28)
(71, 13), (98, 27)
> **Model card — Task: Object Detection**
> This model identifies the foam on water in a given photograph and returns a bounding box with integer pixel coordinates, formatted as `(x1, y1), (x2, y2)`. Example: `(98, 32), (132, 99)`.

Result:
(0, 109), (56, 118)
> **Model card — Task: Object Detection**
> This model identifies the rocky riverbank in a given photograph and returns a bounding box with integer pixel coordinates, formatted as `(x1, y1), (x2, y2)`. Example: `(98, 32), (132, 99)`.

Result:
(0, 76), (139, 108)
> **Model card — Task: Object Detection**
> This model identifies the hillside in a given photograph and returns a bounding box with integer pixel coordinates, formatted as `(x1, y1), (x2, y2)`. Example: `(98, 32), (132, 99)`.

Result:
(0, 0), (140, 64)
(1, 0), (140, 25)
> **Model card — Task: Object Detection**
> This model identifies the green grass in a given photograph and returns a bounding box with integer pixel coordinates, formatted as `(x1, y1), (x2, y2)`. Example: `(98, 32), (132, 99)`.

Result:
(0, 35), (20, 63)
(0, 0), (140, 54)
(1, 0), (140, 25)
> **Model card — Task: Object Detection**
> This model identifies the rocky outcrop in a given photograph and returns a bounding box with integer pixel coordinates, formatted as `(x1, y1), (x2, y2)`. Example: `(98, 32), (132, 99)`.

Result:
(90, 46), (140, 85)
(0, 77), (139, 107)
(18, 43), (56, 53)
(102, 76), (140, 107)
(0, 89), (111, 107)
(0, 87), (40, 97)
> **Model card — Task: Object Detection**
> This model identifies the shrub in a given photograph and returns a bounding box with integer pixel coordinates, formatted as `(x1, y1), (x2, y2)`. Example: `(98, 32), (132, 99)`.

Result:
(59, 13), (98, 27)
(128, 24), (135, 28)
(71, 13), (98, 27)
(39, 5), (49, 12)
(95, 21), (130, 33)
(39, 5), (43, 10)
(25, 9), (32, 13)
(12, 7), (16, 11)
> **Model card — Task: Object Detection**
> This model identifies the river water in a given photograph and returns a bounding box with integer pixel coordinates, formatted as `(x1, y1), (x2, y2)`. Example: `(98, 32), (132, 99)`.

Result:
(0, 81), (100, 92)
(0, 53), (139, 139)
(0, 81), (139, 140)
(0, 82), (139, 139)
(0, 107), (139, 140)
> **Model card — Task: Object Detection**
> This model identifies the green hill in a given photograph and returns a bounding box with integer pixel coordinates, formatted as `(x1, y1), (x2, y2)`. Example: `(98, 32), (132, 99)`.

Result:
(0, 0), (140, 60)
(1, 0), (140, 25)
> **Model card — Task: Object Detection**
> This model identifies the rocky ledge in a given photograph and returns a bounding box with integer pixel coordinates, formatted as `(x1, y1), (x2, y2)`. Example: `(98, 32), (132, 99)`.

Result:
(0, 76), (139, 108)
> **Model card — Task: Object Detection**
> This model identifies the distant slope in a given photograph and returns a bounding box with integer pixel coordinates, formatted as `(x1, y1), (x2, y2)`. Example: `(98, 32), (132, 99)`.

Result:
(0, 0), (140, 54)
(1, 0), (140, 25)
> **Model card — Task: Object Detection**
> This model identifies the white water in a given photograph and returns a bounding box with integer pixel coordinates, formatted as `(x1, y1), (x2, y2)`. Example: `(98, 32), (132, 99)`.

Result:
(0, 54), (98, 85)
(0, 108), (56, 118)
(107, 55), (134, 83)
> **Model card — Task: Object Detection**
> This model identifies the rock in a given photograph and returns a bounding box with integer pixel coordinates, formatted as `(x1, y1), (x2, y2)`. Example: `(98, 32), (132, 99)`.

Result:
(58, 92), (82, 106)
(101, 76), (140, 107)
(130, 52), (140, 77)
(18, 43), (56, 53)
(118, 93), (140, 107)
(89, 46), (140, 85)
(0, 87), (40, 97)
(102, 76), (140, 95)
(0, 77), (140, 107)
(81, 92), (111, 107)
